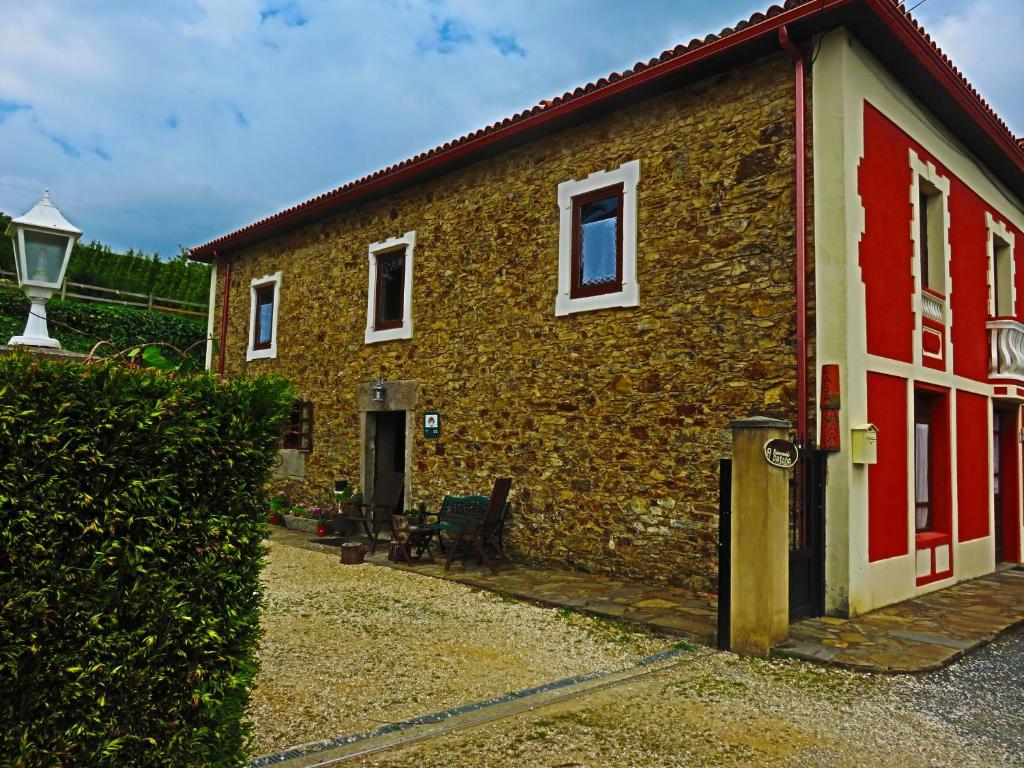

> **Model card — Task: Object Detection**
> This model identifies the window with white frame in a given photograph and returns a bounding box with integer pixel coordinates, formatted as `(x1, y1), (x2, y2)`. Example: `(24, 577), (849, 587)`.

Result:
(909, 151), (950, 325)
(365, 231), (415, 344)
(556, 160), (640, 316)
(247, 271), (281, 360)
(987, 212), (1016, 318)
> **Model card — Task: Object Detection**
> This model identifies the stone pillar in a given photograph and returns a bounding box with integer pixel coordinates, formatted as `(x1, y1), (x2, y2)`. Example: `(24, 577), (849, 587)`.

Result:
(730, 416), (791, 656)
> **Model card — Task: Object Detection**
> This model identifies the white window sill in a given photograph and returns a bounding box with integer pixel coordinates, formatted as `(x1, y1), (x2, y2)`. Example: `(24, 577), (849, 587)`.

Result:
(364, 324), (413, 344)
(247, 346), (277, 361)
(556, 284), (639, 316)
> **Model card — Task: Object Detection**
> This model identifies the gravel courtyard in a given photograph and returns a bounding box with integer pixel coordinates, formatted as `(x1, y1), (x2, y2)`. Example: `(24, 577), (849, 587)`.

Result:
(249, 541), (1022, 766)
(350, 633), (1023, 768)
(247, 540), (671, 756)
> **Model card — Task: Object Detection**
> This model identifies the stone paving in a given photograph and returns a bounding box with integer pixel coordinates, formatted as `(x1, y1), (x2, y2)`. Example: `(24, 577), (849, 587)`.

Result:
(269, 528), (719, 643)
(777, 567), (1024, 672)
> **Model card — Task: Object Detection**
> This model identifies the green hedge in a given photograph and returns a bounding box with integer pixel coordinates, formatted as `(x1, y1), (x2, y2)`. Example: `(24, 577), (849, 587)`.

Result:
(0, 354), (292, 766)
(0, 285), (206, 360)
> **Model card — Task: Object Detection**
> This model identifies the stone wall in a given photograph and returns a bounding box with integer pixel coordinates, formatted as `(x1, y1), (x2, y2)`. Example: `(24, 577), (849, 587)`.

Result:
(213, 52), (809, 593)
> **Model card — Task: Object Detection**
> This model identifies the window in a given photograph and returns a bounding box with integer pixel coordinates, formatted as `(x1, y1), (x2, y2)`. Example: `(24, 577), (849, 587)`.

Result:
(916, 179), (946, 295)
(987, 212), (1016, 318)
(556, 160), (640, 316)
(247, 271), (281, 361)
(282, 400), (313, 452)
(375, 249), (406, 330)
(253, 284), (275, 349)
(572, 185), (623, 298)
(365, 231), (415, 344)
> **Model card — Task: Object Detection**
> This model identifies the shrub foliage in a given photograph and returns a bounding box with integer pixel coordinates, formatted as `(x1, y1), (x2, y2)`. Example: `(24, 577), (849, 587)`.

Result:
(0, 284), (206, 361)
(0, 354), (292, 766)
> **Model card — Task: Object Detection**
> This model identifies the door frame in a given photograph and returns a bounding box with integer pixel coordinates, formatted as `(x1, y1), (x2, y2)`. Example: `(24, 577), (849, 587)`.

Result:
(358, 379), (418, 508)
(992, 401), (1022, 564)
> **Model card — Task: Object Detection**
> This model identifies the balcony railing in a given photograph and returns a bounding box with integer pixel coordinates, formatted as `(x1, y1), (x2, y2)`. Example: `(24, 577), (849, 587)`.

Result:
(920, 289), (945, 325)
(987, 318), (1024, 378)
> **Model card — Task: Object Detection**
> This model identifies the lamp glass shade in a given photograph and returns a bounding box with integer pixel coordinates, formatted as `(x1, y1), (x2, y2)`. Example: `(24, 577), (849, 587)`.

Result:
(21, 230), (70, 287)
(11, 233), (23, 284)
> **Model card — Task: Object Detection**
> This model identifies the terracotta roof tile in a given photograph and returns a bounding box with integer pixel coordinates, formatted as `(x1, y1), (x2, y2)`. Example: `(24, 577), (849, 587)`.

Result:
(191, 0), (1022, 256)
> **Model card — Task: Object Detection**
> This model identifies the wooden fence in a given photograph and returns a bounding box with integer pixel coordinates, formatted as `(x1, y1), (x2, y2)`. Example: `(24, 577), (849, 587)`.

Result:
(0, 269), (208, 318)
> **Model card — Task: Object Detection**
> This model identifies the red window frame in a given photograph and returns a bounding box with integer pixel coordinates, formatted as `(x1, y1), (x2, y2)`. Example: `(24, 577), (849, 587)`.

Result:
(374, 248), (406, 331)
(282, 401), (313, 452)
(253, 283), (276, 351)
(570, 183), (624, 299)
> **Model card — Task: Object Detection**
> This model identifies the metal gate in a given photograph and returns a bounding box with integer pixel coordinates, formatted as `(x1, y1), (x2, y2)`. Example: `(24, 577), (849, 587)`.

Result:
(789, 448), (827, 621)
(717, 458), (732, 650)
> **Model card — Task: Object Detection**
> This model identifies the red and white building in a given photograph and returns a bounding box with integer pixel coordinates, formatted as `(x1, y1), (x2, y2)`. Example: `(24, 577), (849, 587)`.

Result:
(812, 24), (1024, 614)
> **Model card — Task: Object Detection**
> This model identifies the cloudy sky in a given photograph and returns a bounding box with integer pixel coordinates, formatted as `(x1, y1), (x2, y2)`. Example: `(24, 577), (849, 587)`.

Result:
(0, 0), (1020, 257)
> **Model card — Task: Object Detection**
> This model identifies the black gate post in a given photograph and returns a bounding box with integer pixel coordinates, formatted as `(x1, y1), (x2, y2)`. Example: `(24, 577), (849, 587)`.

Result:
(717, 458), (732, 651)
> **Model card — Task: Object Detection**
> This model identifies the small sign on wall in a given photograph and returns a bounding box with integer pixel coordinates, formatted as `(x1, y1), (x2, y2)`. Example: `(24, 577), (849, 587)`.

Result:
(423, 411), (441, 438)
(763, 438), (799, 468)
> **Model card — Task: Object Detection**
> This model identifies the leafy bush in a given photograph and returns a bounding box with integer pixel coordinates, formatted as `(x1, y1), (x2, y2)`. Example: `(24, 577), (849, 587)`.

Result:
(0, 354), (293, 766)
(0, 284), (206, 360)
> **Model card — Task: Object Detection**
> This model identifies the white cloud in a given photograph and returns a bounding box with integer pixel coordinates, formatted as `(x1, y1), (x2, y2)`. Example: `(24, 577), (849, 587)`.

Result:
(916, 0), (1024, 137)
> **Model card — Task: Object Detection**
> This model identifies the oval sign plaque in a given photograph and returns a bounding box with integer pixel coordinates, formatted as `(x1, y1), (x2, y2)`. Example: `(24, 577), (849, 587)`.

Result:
(764, 438), (799, 468)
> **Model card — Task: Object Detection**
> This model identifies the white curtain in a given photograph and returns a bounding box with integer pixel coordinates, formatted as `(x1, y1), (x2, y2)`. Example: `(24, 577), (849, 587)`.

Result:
(915, 422), (930, 530)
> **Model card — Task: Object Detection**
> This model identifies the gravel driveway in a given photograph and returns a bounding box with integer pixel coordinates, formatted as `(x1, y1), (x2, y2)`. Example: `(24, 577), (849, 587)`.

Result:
(898, 626), (1023, 762)
(344, 633), (1023, 768)
(247, 540), (671, 756)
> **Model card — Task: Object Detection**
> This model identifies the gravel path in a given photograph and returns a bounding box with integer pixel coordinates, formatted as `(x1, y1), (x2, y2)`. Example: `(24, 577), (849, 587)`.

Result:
(898, 626), (1024, 763)
(346, 648), (1018, 767)
(247, 540), (671, 756)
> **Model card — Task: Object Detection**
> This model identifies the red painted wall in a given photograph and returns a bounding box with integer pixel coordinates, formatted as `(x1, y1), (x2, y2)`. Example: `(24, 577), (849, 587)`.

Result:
(957, 390), (990, 542)
(859, 105), (915, 364)
(868, 372), (909, 561)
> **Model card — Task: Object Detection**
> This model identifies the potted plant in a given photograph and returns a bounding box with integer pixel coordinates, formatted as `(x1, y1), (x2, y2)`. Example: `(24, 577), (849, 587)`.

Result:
(268, 490), (290, 527)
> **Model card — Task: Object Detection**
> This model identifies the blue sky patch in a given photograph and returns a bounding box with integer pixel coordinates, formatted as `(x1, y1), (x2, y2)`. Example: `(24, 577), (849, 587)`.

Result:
(0, 100), (31, 124)
(260, 2), (308, 28)
(490, 33), (525, 57)
(421, 18), (472, 54)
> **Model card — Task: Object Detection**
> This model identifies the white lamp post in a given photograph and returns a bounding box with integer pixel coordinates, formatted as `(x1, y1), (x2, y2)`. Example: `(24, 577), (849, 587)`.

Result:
(7, 191), (82, 349)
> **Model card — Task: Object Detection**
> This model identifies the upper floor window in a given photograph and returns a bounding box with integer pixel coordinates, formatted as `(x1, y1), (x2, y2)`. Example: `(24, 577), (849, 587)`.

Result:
(282, 400), (313, 452)
(572, 185), (623, 298)
(556, 160), (639, 316)
(917, 181), (945, 294)
(987, 212), (1016, 318)
(247, 271), (281, 361)
(909, 152), (950, 337)
(365, 231), (415, 344)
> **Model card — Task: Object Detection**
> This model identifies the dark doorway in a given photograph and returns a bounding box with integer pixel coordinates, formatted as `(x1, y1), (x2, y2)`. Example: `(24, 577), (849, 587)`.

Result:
(993, 405), (1021, 564)
(374, 411), (407, 479)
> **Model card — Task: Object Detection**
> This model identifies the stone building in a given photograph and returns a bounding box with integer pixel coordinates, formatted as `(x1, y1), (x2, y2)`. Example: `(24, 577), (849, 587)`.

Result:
(191, 0), (1024, 614)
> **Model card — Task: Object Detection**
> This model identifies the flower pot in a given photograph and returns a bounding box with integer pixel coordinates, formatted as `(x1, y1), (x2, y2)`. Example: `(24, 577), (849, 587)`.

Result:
(339, 542), (365, 565)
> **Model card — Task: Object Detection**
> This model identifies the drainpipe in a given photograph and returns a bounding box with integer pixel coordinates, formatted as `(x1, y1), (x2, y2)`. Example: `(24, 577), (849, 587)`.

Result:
(217, 251), (231, 376)
(779, 25), (808, 449)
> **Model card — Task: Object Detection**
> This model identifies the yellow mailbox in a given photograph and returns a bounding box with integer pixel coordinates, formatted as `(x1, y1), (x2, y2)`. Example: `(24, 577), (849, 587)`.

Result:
(851, 423), (879, 465)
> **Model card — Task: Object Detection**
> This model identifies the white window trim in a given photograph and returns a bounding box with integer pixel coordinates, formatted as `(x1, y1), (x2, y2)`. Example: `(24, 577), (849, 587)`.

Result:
(985, 211), (1016, 318)
(365, 230), (415, 344)
(909, 150), (951, 366)
(555, 159), (640, 316)
(247, 271), (282, 361)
